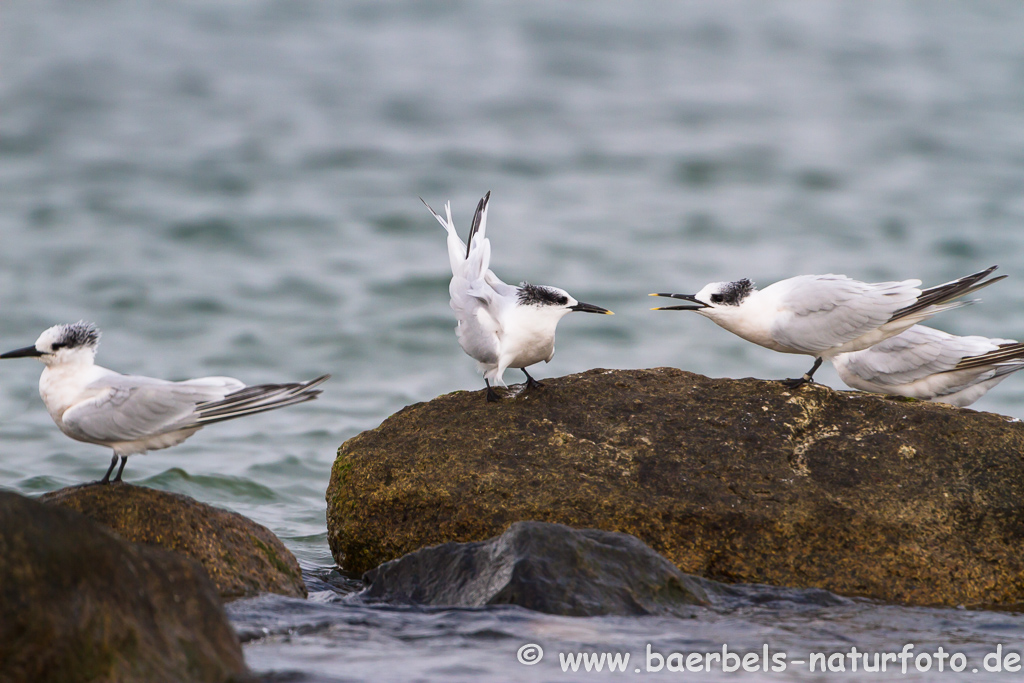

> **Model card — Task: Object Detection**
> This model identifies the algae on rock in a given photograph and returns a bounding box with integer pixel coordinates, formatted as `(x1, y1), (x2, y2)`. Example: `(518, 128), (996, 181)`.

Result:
(327, 367), (1024, 607)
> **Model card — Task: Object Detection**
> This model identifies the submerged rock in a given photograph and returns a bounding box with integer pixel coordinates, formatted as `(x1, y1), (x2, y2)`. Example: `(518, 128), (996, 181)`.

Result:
(0, 490), (247, 683)
(43, 483), (306, 600)
(327, 367), (1024, 607)
(362, 520), (712, 616)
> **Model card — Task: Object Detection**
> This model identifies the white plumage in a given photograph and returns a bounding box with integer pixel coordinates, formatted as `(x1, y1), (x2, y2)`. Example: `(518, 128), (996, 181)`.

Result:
(832, 325), (1024, 407)
(422, 192), (613, 401)
(651, 266), (1004, 387)
(1, 322), (328, 483)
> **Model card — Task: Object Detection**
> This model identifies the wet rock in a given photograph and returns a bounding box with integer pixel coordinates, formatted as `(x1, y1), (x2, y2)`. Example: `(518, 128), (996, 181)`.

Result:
(327, 367), (1024, 607)
(43, 483), (306, 600)
(0, 490), (248, 683)
(362, 520), (712, 616)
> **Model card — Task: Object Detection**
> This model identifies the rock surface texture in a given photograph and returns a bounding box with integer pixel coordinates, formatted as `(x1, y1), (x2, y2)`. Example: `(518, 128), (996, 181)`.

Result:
(327, 367), (1024, 607)
(43, 483), (306, 600)
(362, 520), (712, 616)
(0, 491), (248, 683)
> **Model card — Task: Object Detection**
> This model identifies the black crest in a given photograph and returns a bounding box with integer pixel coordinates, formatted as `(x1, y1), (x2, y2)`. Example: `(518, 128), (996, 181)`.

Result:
(710, 279), (754, 306)
(517, 283), (568, 307)
(53, 321), (100, 350)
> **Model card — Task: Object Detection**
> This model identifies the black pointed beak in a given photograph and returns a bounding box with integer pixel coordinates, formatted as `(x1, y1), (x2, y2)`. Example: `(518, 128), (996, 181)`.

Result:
(649, 292), (708, 311)
(0, 345), (44, 359)
(570, 302), (614, 315)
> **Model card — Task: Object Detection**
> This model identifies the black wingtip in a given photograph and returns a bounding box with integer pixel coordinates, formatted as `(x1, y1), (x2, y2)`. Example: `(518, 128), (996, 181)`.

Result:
(890, 265), (1007, 322)
(467, 191), (492, 258)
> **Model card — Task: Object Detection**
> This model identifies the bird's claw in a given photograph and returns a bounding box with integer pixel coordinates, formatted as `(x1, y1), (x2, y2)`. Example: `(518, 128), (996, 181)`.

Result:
(781, 375), (814, 390)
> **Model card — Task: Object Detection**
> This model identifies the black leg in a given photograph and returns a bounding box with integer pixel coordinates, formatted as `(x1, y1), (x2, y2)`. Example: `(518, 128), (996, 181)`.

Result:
(522, 368), (544, 389)
(99, 453), (118, 485)
(112, 456), (128, 483)
(485, 379), (501, 403)
(782, 357), (823, 389)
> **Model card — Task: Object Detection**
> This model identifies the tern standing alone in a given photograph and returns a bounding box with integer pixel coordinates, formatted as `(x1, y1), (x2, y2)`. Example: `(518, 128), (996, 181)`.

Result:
(831, 325), (1024, 407)
(651, 266), (1005, 388)
(422, 192), (613, 401)
(0, 322), (329, 484)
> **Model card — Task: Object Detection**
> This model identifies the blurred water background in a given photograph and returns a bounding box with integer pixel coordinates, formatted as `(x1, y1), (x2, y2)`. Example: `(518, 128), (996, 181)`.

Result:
(4, 1), (1024, 681)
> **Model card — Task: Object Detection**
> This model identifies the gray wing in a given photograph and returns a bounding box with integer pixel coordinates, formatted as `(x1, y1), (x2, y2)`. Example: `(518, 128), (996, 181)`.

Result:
(769, 275), (921, 354)
(450, 274), (504, 366)
(833, 326), (1000, 387)
(60, 374), (242, 443)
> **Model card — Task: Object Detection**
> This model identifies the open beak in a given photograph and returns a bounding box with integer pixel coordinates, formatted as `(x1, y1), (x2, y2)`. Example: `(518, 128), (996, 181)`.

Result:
(649, 292), (708, 311)
(570, 302), (614, 315)
(0, 345), (44, 359)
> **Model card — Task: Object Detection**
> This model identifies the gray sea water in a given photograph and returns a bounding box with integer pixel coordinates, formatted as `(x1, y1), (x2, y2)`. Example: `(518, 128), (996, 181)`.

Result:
(4, 1), (1024, 680)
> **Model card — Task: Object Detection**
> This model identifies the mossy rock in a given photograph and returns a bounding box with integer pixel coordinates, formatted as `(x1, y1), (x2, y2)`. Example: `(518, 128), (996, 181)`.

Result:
(43, 483), (305, 600)
(327, 367), (1024, 607)
(0, 491), (248, 682)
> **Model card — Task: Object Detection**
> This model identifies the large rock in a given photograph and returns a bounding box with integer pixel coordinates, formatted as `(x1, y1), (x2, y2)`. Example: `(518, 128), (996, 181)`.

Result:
(327, 367), (1024, 607)
(362, 520), (712, 616)
(0, 491), (248, 683)
(43, 483), (306, 600)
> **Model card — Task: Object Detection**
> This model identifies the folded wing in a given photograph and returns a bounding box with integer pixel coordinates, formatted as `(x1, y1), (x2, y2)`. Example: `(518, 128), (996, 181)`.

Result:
(834, 326), (1005, 386)
(769, 275), (921, 354)
(61, 374), (327, 443)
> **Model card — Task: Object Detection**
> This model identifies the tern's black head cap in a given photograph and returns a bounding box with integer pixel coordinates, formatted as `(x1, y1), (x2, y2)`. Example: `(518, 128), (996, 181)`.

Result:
(50, 321), (101, 351)
(517, 283), (569, 307)
(709, 279), (754, 306)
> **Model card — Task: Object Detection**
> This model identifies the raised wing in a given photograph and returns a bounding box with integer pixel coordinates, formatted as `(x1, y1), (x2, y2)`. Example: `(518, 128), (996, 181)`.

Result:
(422, 192), (495, 284)
(466, 191), (490, 258)
(429, 193), (516, 367)
(421, 198), (469, 276)
(768, 275), (921, 354)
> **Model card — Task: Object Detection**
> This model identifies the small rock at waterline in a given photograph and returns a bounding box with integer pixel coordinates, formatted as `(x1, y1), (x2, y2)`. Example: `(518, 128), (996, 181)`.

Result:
(0, 490), (247, 682)
(362, 520), (713, 617)
(43, 482), (306, 600)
